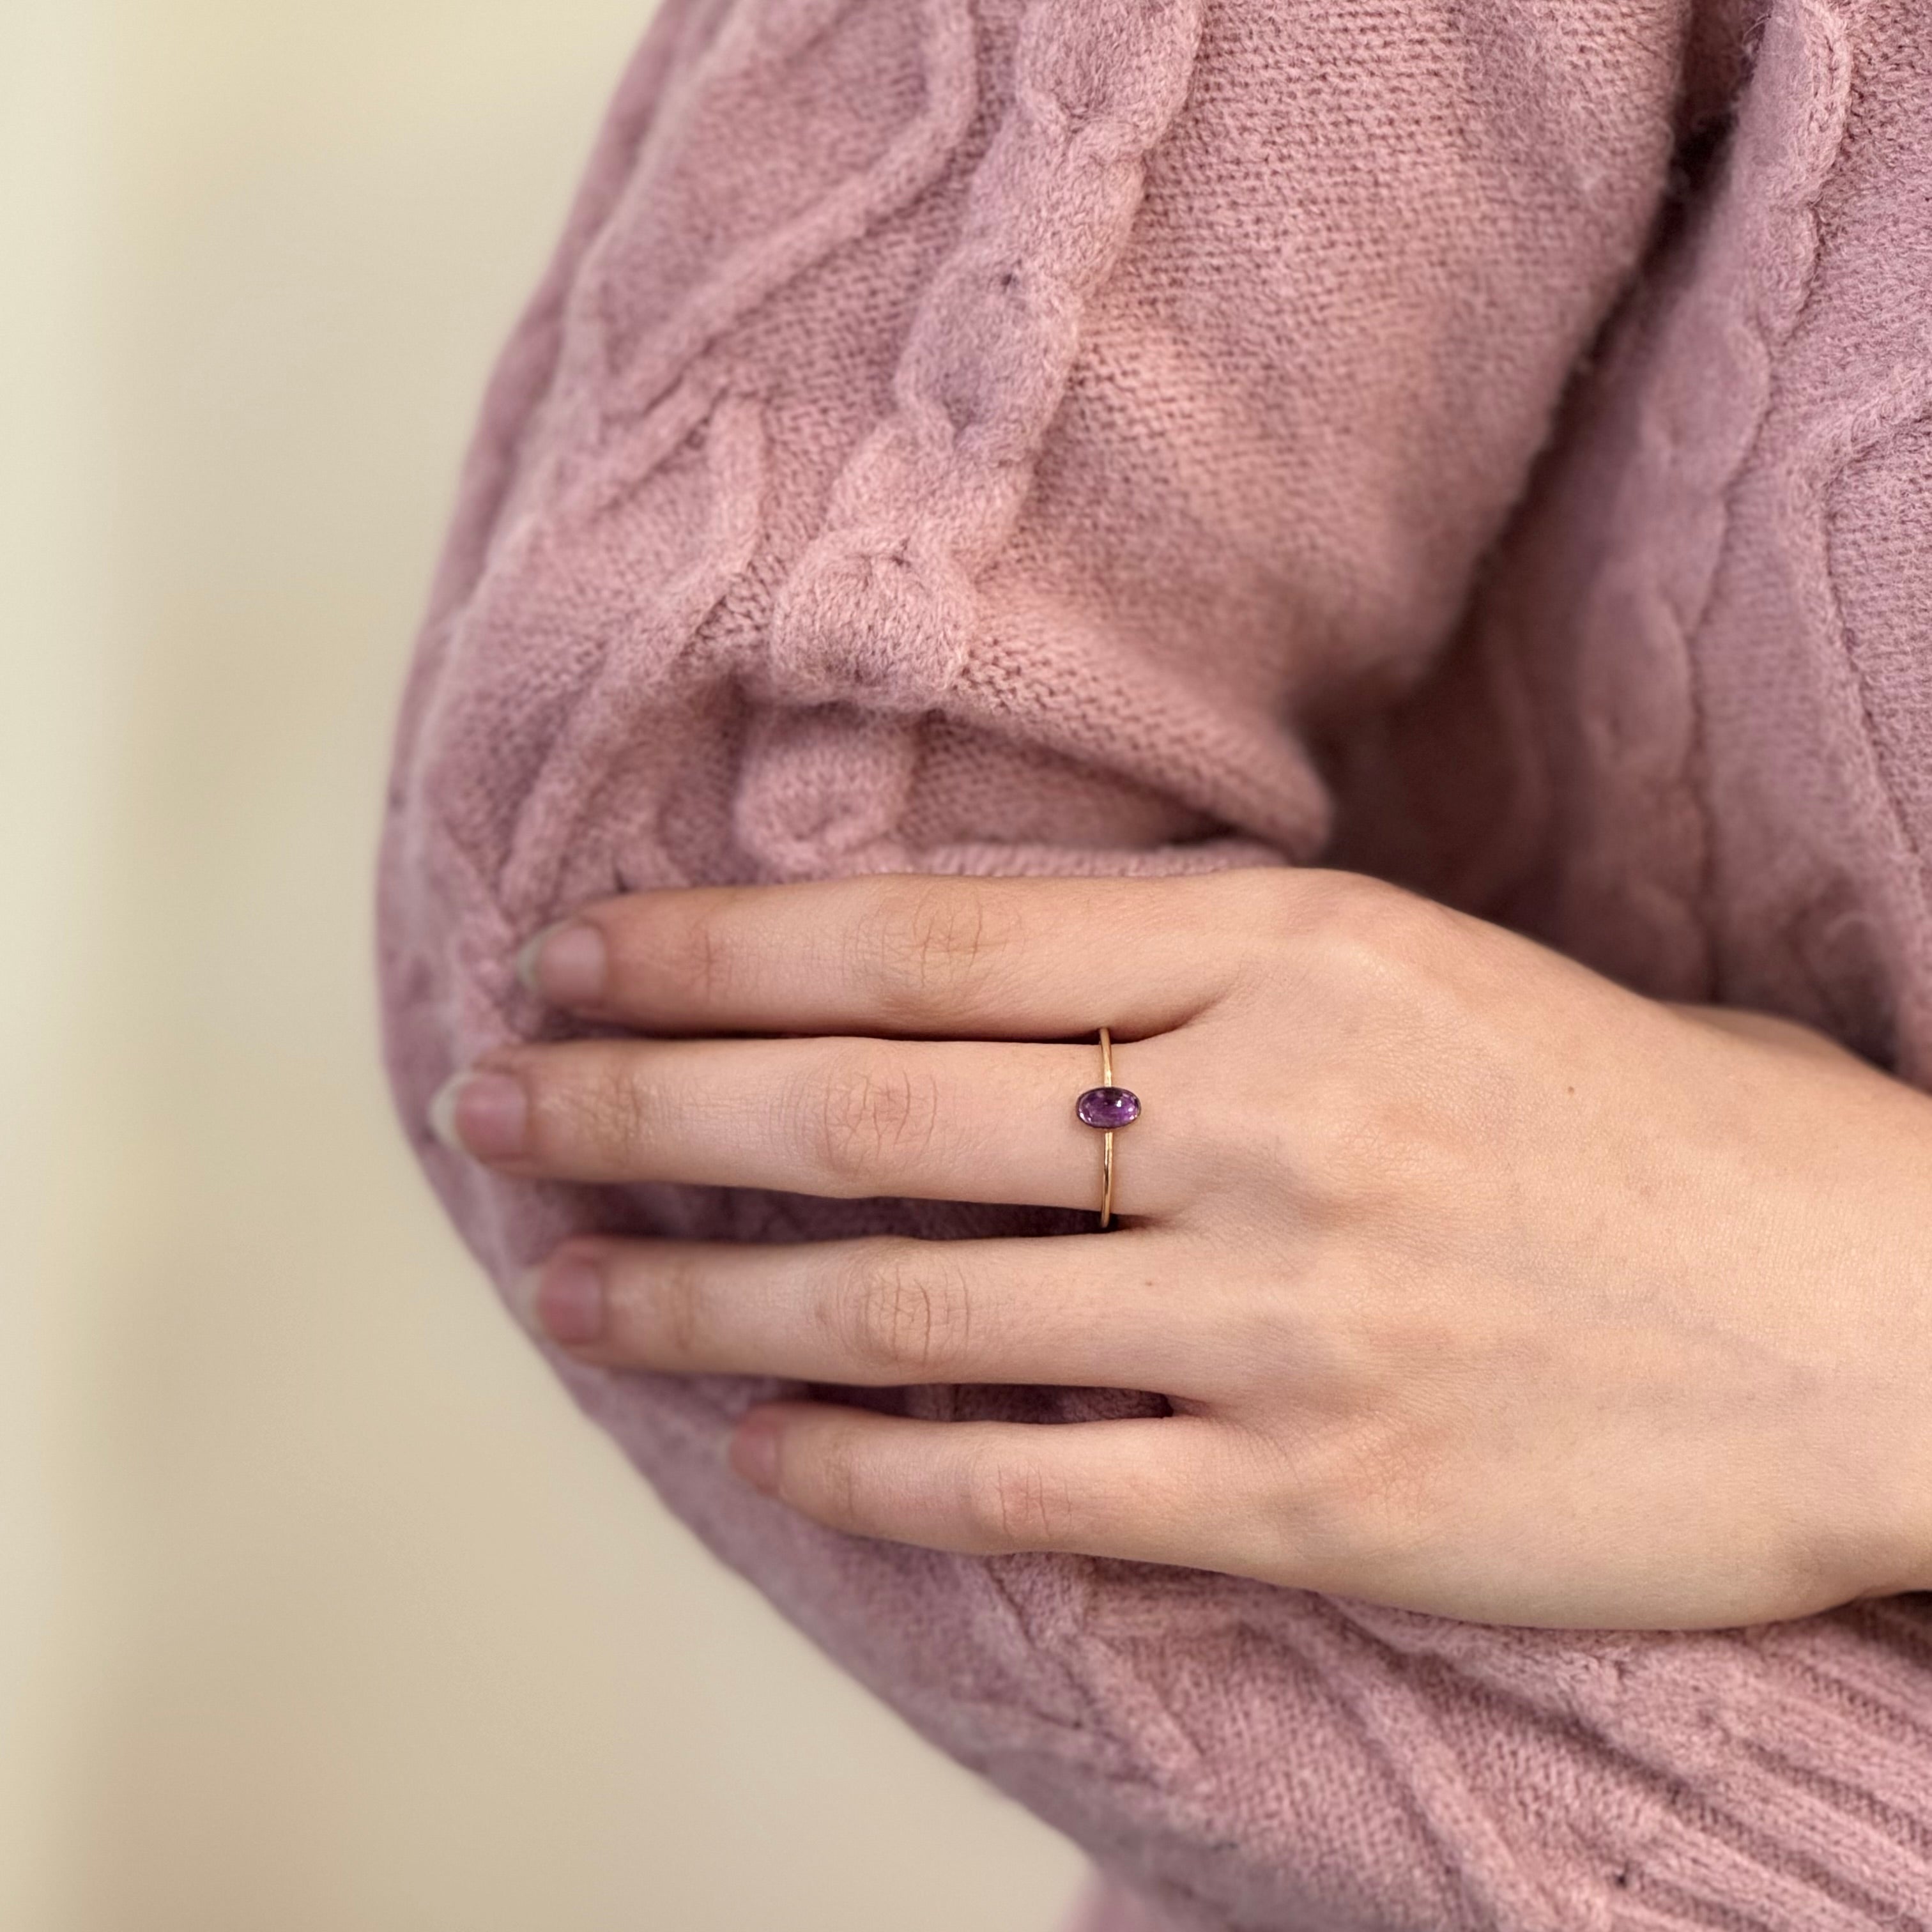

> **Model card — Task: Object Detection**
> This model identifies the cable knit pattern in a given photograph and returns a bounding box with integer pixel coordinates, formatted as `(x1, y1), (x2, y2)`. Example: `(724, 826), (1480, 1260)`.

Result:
(377, 2), (1932, 1926)
(765, 0), (1207, 710)
(739, 0), (1217, 877)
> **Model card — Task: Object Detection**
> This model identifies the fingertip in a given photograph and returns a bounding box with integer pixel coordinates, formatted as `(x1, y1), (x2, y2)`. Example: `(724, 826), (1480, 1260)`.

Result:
(425, 1068), (528, 1163)
(513, 924), (556, 996)
(728, 1409), (786, 1494)
(516, 1252), (606, 1348)
(427, 1071), (465, 1152)
(519, 919), (609, 1007)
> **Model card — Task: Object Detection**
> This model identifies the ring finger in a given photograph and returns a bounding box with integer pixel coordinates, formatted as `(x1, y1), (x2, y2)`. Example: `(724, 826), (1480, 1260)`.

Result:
(431, 1034), (1188, 1217)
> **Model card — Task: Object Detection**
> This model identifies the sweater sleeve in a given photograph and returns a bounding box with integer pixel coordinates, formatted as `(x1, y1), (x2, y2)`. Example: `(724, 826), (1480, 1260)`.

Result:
(378, 3), (1932, 1926)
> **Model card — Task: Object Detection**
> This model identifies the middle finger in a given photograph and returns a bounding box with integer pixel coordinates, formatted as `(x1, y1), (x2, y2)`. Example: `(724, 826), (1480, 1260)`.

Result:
(521, 1229), (1225, 1394)
(430, 1034), (1190, 1216)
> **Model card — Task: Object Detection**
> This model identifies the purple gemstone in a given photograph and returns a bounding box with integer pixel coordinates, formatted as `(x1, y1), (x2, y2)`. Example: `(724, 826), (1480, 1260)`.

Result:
(1076, 1085), (1141, 1130)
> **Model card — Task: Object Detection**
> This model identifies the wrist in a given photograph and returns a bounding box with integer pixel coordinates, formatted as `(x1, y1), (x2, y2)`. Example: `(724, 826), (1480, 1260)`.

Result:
(1851, 1431), (1932, 1600)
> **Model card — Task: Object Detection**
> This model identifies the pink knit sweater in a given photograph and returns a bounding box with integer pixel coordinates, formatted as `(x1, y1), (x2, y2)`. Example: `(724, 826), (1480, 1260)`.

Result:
(376, 1), (1932, 1924)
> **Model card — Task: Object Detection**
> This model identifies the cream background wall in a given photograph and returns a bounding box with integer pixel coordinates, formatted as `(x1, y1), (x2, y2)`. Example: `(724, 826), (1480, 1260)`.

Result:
(0, 3), (1089, 1926)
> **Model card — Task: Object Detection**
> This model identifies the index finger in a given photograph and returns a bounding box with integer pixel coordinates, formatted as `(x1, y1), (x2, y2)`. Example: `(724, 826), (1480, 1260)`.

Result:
(516, 871), (1270, 1039)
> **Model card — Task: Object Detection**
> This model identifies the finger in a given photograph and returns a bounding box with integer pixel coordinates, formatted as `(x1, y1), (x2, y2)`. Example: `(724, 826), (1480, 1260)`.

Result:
(432, 1033), (1186, 1216)
(727, 1402), (1246, 1566)
(514, 872), (1266, 1038)
(519, 1230), (1226, 1395)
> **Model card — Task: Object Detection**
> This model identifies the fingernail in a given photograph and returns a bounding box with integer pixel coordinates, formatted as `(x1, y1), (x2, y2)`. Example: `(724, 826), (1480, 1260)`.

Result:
(518, 921), (608, 1006)
(427, 1070), (528, 1162)
(520, 1255), (606, 1347)
(729, 1413), (783, 1495)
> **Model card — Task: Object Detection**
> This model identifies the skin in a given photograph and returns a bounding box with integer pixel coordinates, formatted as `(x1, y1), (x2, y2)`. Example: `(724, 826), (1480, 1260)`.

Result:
(427, 868), (1932, 1629)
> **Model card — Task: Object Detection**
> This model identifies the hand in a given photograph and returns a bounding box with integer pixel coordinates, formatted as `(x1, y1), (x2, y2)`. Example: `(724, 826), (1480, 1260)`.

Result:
(429, 869), (1932, 1629)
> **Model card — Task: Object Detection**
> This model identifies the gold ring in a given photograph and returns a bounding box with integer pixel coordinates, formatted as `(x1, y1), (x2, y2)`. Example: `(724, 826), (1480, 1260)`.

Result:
(1073, 1027), (1142, 1228)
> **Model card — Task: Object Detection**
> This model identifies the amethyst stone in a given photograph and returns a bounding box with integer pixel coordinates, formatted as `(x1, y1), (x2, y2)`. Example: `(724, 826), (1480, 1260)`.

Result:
(1076, 1086), (1141, 1130)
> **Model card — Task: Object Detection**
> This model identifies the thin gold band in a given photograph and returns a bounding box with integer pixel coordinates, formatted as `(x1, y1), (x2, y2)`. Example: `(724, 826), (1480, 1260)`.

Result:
(1099, 1026), (1116, 1229)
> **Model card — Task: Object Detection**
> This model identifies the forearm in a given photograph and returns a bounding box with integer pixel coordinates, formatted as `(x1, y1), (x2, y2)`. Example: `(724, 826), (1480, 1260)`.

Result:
(376, 2), (1932, 1927)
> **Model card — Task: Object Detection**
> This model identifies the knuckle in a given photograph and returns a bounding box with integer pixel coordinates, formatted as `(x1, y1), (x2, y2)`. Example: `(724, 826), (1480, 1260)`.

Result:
(852, 882), (1020, 1023)
(1305, 873), (1440, 977)
(647, 1252), (712, 1361)
(1217, 869), (1443, 1019)
(829, 1241), (973, 1379)
(1232, 863), (1378, 935)
(1231, 868), (1441, 989)
(802, 1048), (945, 1189)
(663, 895), (745, 1009)
(645, 889), (772, 1012)
(549, 1053), (653, 1167)
(960, 1452), (1079, 1550)
(1273, 1411), (1449, 1572)
(1203, 863), (1307, 930)
(657, 896), (730, 1004)
(802, 1430), (873, 1529)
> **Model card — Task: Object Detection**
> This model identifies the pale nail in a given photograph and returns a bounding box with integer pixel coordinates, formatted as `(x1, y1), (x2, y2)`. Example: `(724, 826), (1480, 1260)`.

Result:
(427, 1070), (528, 1162)
(729, 1414), (783, 1495)
(518, 921), (608, 1006)
(528, 1255), (606, 1347)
